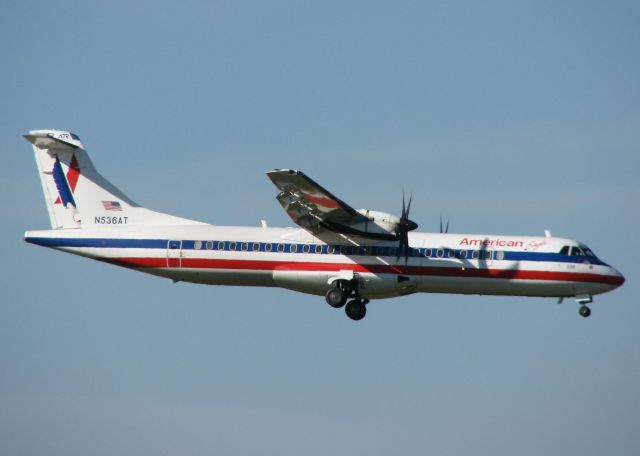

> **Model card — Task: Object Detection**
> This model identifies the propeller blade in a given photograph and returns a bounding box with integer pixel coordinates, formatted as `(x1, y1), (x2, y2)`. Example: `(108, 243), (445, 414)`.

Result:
(396, 230), (410, 264)
(439, 213), (450, 233)
(396, 193), (417, 264)
(404, 233), (410, 263)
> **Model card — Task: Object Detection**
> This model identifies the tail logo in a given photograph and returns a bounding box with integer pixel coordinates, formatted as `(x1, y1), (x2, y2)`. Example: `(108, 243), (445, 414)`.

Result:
(52, 154), (80, 208)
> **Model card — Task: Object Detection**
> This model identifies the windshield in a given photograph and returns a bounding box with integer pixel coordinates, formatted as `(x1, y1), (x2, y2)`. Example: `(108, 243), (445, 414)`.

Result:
(559, 245), (598, 258)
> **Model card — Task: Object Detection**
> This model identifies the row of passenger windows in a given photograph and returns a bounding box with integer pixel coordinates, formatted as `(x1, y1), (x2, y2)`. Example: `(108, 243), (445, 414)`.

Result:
(558, 245), (596, 257)
(190, 240), (504, 260)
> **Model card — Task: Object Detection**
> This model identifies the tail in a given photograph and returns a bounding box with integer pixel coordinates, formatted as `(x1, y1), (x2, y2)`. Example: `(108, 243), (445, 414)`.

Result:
(25, 129), (204, 229)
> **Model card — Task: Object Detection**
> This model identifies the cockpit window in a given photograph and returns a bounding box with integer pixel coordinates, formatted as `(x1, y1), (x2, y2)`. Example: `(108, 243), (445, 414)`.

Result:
(570, 246), (585, 256)
(582, 247), (596, 257)
(559, 246), (569, 255)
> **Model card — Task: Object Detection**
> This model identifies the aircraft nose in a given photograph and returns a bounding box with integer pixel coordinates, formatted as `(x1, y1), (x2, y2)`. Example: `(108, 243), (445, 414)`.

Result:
(612, 267), (625, 287)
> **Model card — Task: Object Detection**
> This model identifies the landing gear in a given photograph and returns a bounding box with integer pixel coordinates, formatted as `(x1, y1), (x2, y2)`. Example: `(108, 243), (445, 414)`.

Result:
(575, 294), (593, 318)
(579, 306), (592, 318)
(325, 280), (353, 308)
(325, 287), (347, 308)
(326, 279), (369, 320)
(345, 299), (367, 321)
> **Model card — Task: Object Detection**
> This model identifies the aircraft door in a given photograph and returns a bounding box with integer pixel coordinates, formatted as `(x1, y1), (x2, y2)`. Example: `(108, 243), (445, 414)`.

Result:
(167, 240), (183, 268)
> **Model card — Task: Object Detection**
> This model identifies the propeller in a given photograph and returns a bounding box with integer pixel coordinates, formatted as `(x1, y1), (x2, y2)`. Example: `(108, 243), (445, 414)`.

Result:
(396, 194), (419, 263)
(439, 213), (450, 233)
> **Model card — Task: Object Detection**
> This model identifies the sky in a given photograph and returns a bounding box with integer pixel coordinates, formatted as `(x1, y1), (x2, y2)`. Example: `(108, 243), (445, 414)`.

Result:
(1, 0), (639, 454)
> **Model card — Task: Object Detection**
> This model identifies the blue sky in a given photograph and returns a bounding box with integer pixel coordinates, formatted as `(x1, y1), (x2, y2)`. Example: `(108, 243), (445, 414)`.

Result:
(1, 1), (639, 454)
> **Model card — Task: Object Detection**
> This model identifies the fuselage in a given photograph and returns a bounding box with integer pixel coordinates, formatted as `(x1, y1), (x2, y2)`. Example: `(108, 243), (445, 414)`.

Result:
(24, 224), (625, 301)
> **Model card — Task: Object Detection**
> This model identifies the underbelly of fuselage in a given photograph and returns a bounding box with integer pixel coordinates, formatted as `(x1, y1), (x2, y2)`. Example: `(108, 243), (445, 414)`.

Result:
(137, 265), (614, 300)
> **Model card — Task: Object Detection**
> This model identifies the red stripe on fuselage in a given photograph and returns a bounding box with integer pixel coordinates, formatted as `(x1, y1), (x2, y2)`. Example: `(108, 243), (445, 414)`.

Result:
(107, 257), (624, 286)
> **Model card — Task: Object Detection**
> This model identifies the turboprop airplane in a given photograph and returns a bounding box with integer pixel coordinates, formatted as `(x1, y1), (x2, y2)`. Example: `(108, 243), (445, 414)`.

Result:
(23, 129), (625, 321)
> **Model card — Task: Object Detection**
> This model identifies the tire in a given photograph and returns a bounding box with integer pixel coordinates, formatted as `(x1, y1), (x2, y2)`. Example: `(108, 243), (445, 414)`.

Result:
(579, 306), (591, 318)
(325, 287), (347, 308)
(345, 300), (367, 321)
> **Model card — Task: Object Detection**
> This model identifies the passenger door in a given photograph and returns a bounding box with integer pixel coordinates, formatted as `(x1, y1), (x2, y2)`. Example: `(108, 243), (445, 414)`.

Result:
(166, 240), (183, 268)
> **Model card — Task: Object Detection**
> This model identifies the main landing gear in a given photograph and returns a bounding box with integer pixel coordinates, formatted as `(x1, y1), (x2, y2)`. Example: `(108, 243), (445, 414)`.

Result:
(325, 280), (369, 321)
(345, 299), (367, 321)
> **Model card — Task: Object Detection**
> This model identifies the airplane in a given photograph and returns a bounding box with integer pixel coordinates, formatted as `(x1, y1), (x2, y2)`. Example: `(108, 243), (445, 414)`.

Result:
(23, 129), (625, 321)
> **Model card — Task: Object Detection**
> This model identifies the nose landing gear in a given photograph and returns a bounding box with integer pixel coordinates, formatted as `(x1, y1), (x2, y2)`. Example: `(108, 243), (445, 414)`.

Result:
(579, 305), (592, 318)
(575, 294), (593, 318)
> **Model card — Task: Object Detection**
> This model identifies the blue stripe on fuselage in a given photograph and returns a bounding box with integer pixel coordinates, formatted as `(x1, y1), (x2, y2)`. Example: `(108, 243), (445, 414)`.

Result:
(24, 236), (609, 266)
(26, 237), (167, 249)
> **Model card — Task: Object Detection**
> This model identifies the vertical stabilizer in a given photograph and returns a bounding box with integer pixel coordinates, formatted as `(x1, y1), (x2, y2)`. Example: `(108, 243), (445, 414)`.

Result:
(25, 129), (204, 229)
(26, 130), (87, 228)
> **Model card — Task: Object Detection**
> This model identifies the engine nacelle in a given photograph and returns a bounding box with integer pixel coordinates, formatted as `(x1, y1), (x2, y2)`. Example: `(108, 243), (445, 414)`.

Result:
(346, 209), (401, 239)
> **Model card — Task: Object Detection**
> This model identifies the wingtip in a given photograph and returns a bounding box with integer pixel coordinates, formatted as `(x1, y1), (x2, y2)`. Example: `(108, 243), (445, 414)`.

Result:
(266, 168), (302, 176)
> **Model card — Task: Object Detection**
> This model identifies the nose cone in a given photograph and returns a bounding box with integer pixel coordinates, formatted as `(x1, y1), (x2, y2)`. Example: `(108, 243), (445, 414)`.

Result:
(614, 269), (625, 287)
(405, 219), (418, 232)
(396, 218), (418, 236)
(609, 267), (625, 288)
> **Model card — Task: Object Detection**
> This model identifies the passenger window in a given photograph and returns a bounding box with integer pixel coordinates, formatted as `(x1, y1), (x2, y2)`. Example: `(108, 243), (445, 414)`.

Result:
(448, 250), (455, 258)
(241, 243), (248, 251)
(496, 251), (505, 260)
(229, 242), (236, 251)
(424, 248), (431, 257)
(206, 241), (214, 250)
(459, 250), (467, 259)
(302, 244), (310, 253)
(265, 243), (272, 252)
(253, 243), (260, 251)
(291, 244), (298, 253)
(315, 245), (323, 254)
(436, 249), (444, 258)
(277, 244), (284, 252)
(472, 250), (479, 259)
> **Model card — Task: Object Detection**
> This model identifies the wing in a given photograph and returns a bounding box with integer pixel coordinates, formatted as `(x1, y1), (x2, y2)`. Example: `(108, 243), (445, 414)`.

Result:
(266, 169), (368, 233)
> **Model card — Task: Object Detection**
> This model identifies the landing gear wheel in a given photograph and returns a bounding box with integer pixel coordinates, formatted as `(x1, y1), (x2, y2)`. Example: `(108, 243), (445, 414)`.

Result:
(345, 300), (367, 321)
(579, 306), (591, 318)
(325, 287), (347, 308)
